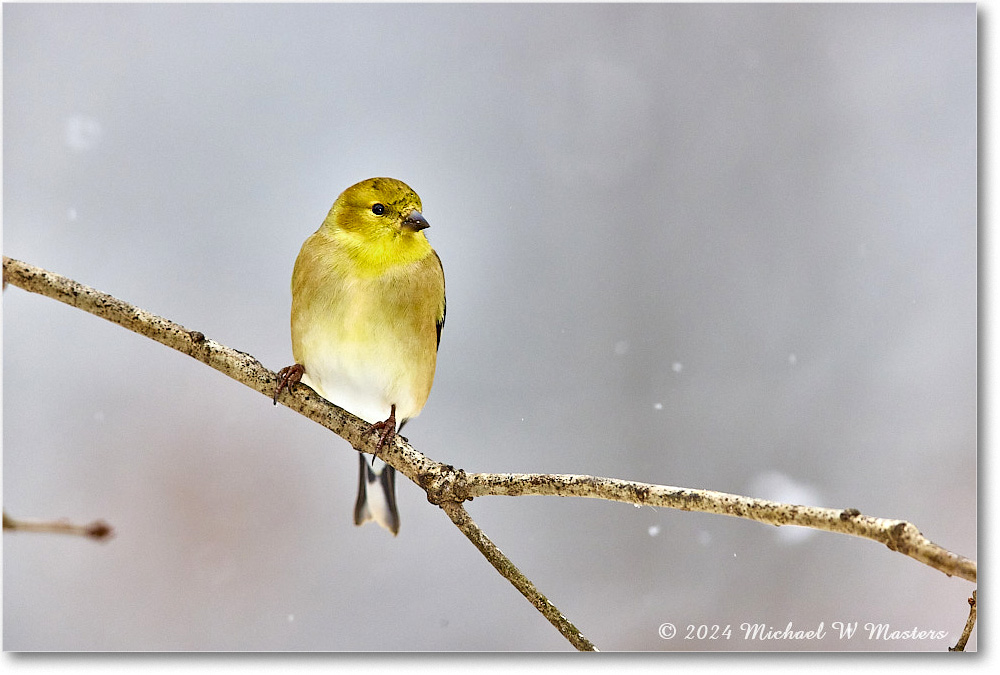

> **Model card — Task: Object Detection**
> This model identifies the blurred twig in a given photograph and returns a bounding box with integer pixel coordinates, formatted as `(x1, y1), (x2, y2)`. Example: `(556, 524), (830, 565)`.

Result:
(3, 255), (979, 650)
(3, 510), (113, 541)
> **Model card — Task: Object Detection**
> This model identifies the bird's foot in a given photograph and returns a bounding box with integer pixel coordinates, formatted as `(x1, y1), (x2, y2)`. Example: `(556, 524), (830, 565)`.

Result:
(368, 404), (397, 457)
(273, 363), (305, 405)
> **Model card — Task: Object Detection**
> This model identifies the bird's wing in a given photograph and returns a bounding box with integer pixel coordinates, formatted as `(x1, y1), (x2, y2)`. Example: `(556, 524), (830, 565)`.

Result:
(433, 250), (446, 351)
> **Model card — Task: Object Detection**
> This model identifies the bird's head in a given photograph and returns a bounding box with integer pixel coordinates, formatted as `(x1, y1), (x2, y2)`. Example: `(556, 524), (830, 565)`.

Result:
(326, 177), (429, 239)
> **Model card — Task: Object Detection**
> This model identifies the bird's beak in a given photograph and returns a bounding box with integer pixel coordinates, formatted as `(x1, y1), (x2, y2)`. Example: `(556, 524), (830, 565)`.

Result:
(401, 210), (430, 232)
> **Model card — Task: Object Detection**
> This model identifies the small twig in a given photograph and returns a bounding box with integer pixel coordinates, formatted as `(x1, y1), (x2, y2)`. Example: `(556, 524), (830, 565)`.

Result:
(3, 510), (113, 541)
(440, 502), (597, 651)
(949, 590), (977, 651)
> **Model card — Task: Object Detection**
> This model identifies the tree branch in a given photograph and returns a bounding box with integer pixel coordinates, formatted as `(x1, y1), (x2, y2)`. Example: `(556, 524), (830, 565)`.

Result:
(459, 473), (977, 583)
(3, 255), (978, 650)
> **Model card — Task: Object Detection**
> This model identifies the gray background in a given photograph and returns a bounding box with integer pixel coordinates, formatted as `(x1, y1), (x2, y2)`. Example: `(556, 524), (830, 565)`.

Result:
(3, 3), (976, 651)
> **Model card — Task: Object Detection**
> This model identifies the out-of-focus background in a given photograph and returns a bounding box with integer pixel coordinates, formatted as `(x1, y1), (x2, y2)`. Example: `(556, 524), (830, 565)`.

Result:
(3, 3), (976, 651)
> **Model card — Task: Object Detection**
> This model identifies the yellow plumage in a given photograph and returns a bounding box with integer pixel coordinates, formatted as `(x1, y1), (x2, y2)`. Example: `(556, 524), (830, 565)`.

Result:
(284, 177), (445, 535)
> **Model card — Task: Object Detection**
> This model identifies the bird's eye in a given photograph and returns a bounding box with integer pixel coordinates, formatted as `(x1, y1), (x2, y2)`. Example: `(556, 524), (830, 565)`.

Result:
(371, 203), (386, 216)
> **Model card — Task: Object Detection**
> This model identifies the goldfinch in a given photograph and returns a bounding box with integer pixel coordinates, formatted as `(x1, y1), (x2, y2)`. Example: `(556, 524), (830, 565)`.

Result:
(275, 177), (445, 535)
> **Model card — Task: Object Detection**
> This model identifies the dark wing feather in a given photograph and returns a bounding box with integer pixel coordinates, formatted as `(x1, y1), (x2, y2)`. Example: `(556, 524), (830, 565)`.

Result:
(433, 250), (446, 350)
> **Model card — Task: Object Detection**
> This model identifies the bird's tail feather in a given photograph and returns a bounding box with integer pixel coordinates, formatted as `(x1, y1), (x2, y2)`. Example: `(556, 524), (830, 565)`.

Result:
(354, 454), (400, 535)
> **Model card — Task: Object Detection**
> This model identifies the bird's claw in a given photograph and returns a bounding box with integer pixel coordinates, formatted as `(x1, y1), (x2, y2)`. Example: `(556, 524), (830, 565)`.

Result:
(273, 363), (305, 405)
(368, 404), (397, 457)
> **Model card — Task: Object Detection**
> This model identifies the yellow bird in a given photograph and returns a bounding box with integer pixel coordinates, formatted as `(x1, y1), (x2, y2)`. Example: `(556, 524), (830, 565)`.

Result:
(274, 177), (445, 535)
